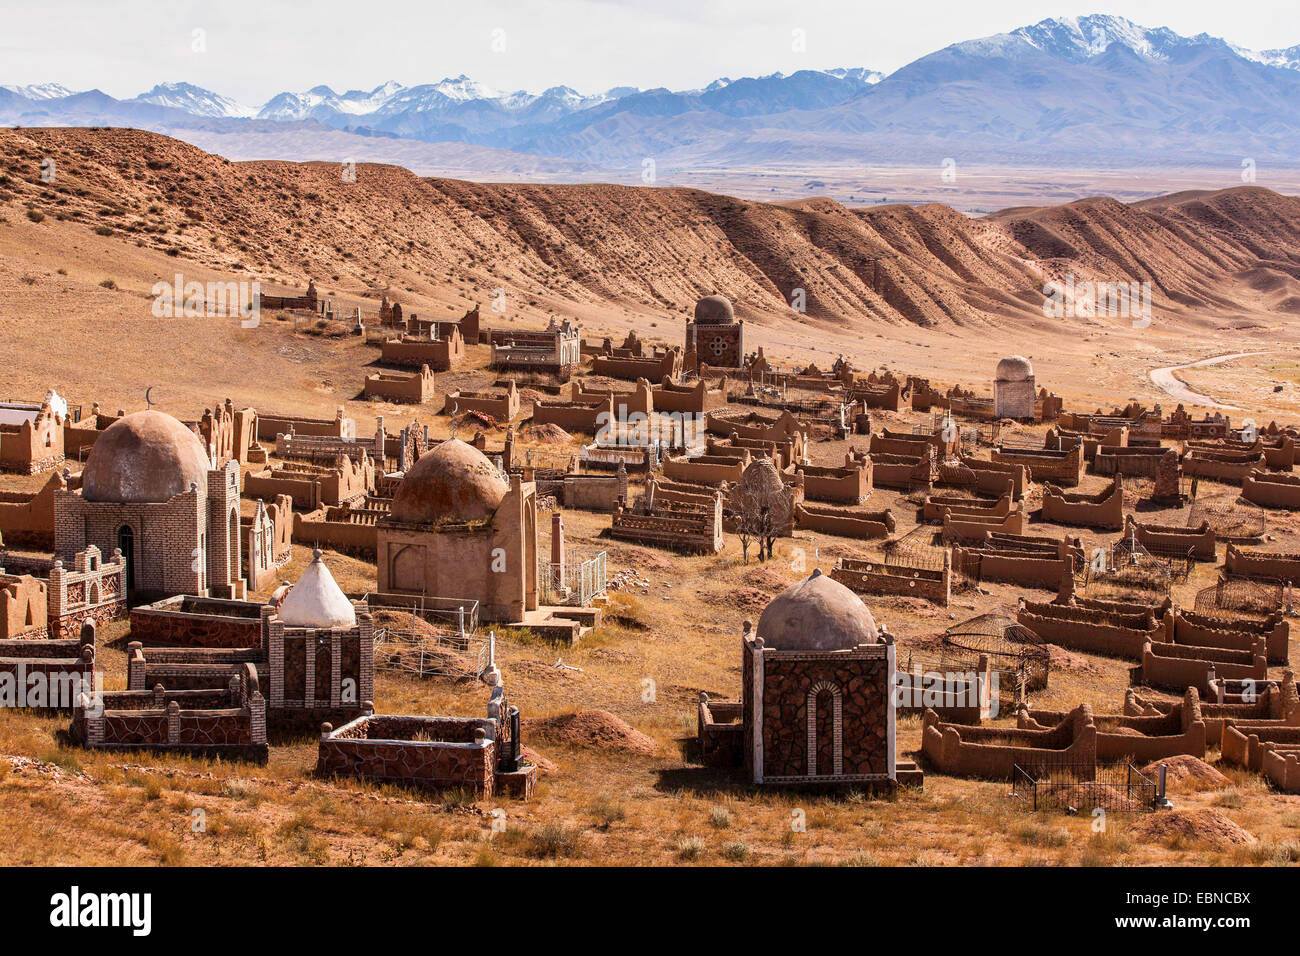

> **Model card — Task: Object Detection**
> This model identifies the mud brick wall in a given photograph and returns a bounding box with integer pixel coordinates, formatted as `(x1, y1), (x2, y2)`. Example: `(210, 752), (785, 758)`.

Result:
(1130, 517), (1216, 561)
(923, 493), (1013, 522)
(832, 558), (950, 606)
(1170, 610), (1289, 666)
(562, 474), (626, 512)
(363, 368), (436, 404)
(852, 380), (903, 411)
(1017, 603), (1160, 659)
(591, 352), (680, 381)
(991, 445), (1083, 486)
(1223, 724), (1300, 771)
(654, 379), (725, 414)
(1243, 470), (1300, 508)
(532, 397), (612, 434)
(790, 462), (871, 504)
(292, 509), (378, 556)
(953, 550), (1068, 590)
(921, 706), (1096, 779)
(1182, 455), (1257, 484)
(1225, 545), (1300, 581)
(575, 379), (653, 416)
(795, 503), (894, 540)
(759, 653), (891, 780)
(960, 457), (1026, 498)
(0, 473), (61, 548)
(381, 334), (463, 372)
(1041, 477), (1124, 529)
(868, 454), (931, 490)
(445, 387), (519, 421)
(257, 410), (352, 443)
(942, 510), (1027, 543)
(664, 454), (747, 486)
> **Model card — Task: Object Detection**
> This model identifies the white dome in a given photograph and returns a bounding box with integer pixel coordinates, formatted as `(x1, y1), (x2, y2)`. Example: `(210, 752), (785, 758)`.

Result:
(277, 550), (357, 628)
(996, 355), (1034, 382)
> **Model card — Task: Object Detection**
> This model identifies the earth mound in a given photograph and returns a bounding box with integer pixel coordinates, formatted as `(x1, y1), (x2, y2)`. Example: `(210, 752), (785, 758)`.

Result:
(1128, 809), (1254, 849)
(1141, 755), (1231, 790)
(525, 709), (658, 756)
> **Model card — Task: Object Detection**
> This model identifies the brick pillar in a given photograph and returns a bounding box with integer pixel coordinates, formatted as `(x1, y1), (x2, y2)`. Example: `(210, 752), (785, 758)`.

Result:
(249, 692), (267, 744)
(358, 612), (374, 706)
(330, 632), (341, 708)
(166, 701), (181, 744)
(304, 631), (316, 706)
(268, 619), (284, 709)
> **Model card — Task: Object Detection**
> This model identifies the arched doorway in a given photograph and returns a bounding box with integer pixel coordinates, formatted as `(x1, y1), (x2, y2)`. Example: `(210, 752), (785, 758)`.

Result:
(805, 681), (844, 777)
(117, 525), (134, 593)
(524, 495), (538, 611)
(228, 508), (240, 584)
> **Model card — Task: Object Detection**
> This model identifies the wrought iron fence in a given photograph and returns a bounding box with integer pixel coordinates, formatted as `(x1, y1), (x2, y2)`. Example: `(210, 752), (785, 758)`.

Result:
(1011, 762), (1160, 813)
(1194, 575), (1284, 620)
(362, 592), (479, 637)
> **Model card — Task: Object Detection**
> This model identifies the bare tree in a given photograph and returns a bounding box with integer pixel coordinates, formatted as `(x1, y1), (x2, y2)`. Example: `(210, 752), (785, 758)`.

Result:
(730, 459), (793, 564)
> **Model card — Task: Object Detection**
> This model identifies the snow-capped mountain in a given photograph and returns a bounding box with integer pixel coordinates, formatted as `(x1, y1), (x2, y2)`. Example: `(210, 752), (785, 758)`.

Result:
(1, 83), (76, 100)
(4, 15), (1300, 168)
(128, 82), (256, 118)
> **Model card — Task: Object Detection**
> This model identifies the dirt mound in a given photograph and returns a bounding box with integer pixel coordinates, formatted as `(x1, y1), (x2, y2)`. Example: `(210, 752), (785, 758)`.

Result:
(519, 423), (572, 444)
(1046, 645), (1104, 675)
(1128, 809), (1254, 849)
(728, 587), (773, 611)
(451, 410), (499, 431)
(524, 709), (658, 756)
(741, 566), (792, 592)
(1141, 755), (1231, 790)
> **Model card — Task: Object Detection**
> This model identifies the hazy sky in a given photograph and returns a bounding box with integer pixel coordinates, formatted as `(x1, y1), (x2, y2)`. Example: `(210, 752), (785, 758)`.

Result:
(4, 0), (1298, 104)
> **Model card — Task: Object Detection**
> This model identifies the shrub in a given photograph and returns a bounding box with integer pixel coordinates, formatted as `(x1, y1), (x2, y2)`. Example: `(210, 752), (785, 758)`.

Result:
(721, 840), (751, 862)
(676, 835), (705, 861)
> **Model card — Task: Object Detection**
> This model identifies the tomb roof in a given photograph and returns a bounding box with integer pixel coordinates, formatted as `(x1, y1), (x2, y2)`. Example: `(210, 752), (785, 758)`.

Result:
(277, 549), (357, 629)
(81, 410), (211, 503)
(996, 355), (1034, 382)
(755, 568), (878, 651)
(389, 438), (508, 525)
(693, 294), (735, 326)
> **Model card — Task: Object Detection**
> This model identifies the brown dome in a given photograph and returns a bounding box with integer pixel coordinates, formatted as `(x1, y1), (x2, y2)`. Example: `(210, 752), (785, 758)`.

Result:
(693, 294), (735, 325)
(81, 410), (211, 503)
(389, 438), (508, 525)
(756, 569), (878, 651)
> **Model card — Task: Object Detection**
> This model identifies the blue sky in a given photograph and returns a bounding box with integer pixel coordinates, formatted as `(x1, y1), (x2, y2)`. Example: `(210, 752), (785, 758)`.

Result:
(3, 0), (1298, 104)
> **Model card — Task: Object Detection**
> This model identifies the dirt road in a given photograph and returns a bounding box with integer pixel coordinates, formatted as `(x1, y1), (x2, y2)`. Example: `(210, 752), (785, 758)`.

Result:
(1147, 351), (1271, 410)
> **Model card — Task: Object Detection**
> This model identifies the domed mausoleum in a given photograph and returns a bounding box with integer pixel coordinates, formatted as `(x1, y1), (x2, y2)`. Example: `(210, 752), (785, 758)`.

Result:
(685, 294), (744, 372)
(55, 410), (243, 600)
(376, 439), (539, 622)
(994, 355), (1036, 420)
(697, 569), (914, 790)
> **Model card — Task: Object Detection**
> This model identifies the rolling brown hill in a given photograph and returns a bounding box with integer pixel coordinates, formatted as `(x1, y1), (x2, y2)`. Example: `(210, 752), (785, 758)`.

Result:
(3, 127), (1299, 340)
